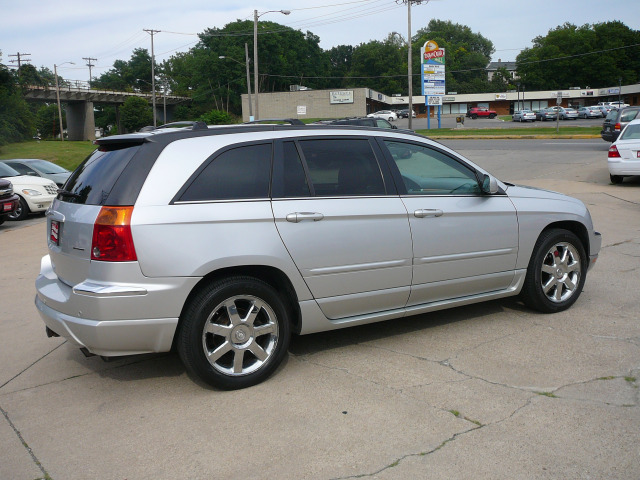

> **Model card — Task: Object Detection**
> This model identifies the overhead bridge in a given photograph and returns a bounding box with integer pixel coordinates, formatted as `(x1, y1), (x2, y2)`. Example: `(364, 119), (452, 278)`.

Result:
(23, 84), (191, 141)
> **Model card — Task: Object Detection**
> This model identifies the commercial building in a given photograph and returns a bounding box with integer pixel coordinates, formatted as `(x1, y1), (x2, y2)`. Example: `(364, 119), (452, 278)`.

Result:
(241, 84), (640, 121)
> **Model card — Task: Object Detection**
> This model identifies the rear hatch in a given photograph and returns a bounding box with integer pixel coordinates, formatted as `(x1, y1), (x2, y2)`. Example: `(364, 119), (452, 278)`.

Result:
(48, 142), (143, 286)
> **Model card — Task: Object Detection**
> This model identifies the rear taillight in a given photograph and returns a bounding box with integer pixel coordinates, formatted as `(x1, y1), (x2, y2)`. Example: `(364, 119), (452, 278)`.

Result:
(615, 122), (621, 131)
(608, 145), (621, 158)
(91, 206), (137, 261)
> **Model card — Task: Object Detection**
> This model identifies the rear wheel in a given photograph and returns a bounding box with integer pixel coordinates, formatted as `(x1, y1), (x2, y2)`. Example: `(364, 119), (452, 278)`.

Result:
(178, 276), (291, 389)
(520, 229), (586, 313)
(471, 114), (478, 119)
(8, 196), (29, 221)
(610, 174), (623, 184)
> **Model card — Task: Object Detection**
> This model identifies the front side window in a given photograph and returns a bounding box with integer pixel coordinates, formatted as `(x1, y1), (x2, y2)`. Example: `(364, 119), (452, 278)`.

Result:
(384, 140), (481, 195)
(297, 139), (385, 196)
(179, 143), (271, 202)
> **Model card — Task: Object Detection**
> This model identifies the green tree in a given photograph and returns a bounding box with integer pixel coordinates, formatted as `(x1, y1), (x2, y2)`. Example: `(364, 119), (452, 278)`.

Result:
(348, 34), (407, 94)
(0, 52), (35, 145)
(94, 48), (153, 92)
(516, 21), (640, 90)
(120, 96), (153, 132)
(35, 104), (64, 139)
(198, 109), (234, 125)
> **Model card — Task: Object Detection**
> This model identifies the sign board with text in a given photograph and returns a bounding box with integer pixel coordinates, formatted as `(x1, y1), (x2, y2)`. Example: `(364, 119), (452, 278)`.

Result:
(422, 40), (445, 99)
(330, 90), (354, 104)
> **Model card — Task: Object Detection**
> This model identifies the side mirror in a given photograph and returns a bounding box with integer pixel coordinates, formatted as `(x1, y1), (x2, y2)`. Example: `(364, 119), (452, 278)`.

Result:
(391, 124), (398, 129)
(481, 174), (499, 194)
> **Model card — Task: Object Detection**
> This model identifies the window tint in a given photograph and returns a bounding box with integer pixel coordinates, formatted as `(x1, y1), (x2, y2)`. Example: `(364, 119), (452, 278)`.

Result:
(5, 162), (35, 175)
(297, 139), (385, 196)
(281, 142), (311, 197)
(620, 109), (640, 122)
(384, 140), (481, 195)
(61, 146), (140, 205)
(180, 143), (271, 202)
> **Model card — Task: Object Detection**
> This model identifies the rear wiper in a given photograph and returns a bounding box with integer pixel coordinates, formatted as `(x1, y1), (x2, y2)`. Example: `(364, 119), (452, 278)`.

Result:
(57, 189), (82, 199)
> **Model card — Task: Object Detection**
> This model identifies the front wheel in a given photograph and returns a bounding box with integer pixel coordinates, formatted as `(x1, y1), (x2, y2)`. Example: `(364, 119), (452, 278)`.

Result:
(8, 196), (29, 221)
(520, 229), (587, 313)
(177, 276), (291, 389)
(489, 113), (496, 119)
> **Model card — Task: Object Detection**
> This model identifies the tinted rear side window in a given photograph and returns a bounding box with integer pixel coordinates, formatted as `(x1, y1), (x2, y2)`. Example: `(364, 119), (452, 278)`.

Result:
(179, 143), (272, 202)
(61, 146), (141, 205)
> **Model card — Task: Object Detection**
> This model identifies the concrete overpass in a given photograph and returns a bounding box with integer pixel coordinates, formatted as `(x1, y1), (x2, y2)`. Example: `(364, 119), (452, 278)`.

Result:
(23, 84), (191, 140)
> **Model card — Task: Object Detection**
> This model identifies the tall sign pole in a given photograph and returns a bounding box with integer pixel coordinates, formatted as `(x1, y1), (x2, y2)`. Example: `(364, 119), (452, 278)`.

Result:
(422, 40), (445, 129)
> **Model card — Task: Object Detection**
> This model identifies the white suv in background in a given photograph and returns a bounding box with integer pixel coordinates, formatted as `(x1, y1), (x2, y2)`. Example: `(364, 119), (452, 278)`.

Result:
(36, 122), (601, 389)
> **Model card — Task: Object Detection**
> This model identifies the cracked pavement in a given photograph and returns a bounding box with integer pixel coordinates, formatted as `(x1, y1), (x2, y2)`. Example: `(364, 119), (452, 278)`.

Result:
(1, 139), (639, 479)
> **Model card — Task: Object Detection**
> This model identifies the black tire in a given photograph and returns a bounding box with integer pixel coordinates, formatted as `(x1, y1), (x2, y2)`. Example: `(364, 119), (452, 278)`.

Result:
(489, 113), (496, 119)
(520, 229), (587, 313)
(8, 196), (29, 221)
(610, 174), (623, 184)
(177, 276), (291, 390)
(471, 114), (478, 119)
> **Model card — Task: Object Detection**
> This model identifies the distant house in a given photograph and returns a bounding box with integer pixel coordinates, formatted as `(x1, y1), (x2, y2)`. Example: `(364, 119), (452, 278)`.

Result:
(486, 59), (518, 81)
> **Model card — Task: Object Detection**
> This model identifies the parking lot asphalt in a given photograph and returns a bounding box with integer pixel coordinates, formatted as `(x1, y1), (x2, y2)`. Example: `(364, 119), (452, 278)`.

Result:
(1, 139), (639, 480)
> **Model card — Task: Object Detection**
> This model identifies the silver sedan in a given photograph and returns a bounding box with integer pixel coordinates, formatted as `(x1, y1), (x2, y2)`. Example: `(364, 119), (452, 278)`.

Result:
(512, 110), (536, 122)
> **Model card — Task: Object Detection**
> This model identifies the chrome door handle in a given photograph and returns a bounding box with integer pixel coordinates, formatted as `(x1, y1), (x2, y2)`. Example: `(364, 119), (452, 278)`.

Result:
(286, 212), (325, 223)
(414, 209), (443, 218)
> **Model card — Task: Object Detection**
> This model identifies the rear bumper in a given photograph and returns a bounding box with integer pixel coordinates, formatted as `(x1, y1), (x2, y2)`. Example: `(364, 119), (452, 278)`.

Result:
(35, 254), (198, 356)
(608, 158), (640, 176)
(35, 296), (178, 356)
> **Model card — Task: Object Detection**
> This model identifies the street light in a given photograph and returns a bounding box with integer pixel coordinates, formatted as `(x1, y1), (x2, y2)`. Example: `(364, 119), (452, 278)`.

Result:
(254, 9), (290, 120)
(219, 42), (253, 120)
(54, 61), (75, 141)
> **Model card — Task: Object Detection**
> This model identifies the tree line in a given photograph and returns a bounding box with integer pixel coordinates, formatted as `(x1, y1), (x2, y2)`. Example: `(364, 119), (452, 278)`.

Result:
(1, 19), (639, 144)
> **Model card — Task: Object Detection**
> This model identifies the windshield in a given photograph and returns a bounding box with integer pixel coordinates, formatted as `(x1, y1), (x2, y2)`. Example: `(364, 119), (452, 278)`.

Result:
(27, 160), (69, 174)
(0, 163), (20, 178)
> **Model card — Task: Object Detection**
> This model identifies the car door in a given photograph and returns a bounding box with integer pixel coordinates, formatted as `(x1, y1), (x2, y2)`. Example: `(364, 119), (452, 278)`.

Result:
(271, 137), (413, 320)
(378, 138), (519, 306)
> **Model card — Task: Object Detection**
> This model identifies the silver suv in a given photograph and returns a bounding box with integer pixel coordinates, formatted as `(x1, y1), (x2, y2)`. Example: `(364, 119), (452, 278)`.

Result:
(36, 123), (601, 389)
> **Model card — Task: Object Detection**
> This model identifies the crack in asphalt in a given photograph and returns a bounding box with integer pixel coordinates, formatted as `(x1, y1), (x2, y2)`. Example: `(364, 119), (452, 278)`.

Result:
(0, 404), (51, 480)
(298, 324), (638, 480)
(0, 341), (67, 391)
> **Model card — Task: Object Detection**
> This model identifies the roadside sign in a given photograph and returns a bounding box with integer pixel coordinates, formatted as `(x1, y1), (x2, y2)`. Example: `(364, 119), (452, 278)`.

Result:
(422, 40), (445, 98)
(427, 96), (442, 106)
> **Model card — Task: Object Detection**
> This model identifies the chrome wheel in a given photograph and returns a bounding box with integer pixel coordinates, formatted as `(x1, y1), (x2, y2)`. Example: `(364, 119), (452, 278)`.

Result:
(521, 229), (587, 313)
(540, 242), (582, 303)
(202, 295), (279, 376)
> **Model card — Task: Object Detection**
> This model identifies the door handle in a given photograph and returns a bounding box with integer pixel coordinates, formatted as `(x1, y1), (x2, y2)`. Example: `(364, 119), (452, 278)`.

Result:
(286, 212), (325, 223)
(414, 209), (443, 218)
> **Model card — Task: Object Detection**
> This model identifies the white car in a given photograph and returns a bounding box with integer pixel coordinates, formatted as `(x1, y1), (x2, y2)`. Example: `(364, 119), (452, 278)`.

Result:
(367, 110), (397, 121)
(0, 162), (58, 220)
(608, 118), (640, 184)
(512, 110), (536, 122)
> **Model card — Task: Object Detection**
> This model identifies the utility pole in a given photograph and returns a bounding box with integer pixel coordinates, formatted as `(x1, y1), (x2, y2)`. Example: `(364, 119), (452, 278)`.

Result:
(83, 57), (97, 87)
(397, 1), (426, 130)
(144, 29), (161, 127)
(8, 52), (31, 77)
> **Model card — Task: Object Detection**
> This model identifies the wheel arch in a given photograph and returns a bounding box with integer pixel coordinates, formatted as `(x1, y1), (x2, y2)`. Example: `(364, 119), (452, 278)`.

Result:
(174, 265), (302, 349)
(538, 220), (590, 264)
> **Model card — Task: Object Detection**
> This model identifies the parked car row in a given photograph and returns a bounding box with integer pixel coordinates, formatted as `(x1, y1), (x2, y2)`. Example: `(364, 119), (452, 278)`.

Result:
(0, 159), (71, 222)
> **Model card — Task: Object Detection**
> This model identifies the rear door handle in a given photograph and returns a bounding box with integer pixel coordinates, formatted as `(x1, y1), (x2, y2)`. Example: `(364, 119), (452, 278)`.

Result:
(286, 212), (325, 223)
(414, 209), (443, 218)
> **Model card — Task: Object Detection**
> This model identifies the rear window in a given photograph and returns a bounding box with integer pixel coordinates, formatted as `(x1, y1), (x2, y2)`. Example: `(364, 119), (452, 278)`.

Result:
(60, 146), (141, 205)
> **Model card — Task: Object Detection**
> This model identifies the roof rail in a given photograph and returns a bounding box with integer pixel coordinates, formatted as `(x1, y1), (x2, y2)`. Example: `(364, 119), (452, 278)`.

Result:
(243, 118), (305, 125)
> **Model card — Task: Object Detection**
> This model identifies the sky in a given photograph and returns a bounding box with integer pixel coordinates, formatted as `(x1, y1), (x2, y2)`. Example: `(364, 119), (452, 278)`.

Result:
(2, 0), (639, 83)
